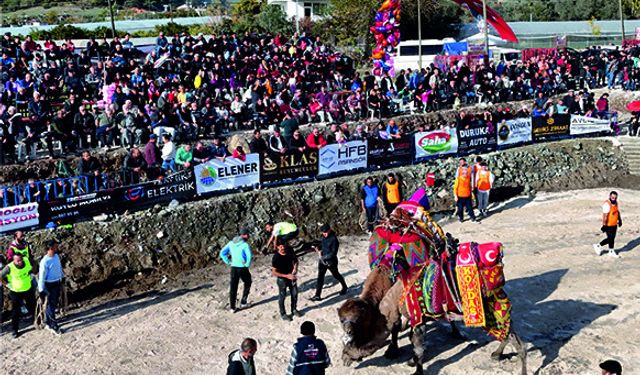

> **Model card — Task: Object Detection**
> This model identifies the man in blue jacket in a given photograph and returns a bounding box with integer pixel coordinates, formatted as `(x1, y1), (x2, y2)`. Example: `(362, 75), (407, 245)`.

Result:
(220, 228), (253, 312)
(286, 321), (331, 375)
(360, 176), (380, 233)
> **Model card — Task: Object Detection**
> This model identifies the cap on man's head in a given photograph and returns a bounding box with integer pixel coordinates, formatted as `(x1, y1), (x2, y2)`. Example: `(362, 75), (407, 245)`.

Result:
(599, 360), (622, 374)
(149, 134), (158, 139)
(300, 321), (315, 336)
(320, 224), (330, 233)
(239, 228), (250, 236)
(45, 239), (59, 249)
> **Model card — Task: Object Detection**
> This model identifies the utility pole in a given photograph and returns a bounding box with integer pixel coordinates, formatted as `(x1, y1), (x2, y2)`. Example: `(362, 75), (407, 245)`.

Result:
(418, 0), (422, 69)
(107, 0), (116, 38)
(619, 0), (626, 44)
(295, 0), (300, 35)
(482, 0), (489, 64)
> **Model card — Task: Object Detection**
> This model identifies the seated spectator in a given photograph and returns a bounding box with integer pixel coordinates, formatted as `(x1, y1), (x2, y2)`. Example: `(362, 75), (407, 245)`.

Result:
(209, 136), (230, 162)
(192, 141), (211, 165)
(269, 128), (288, 156)
(232, 146), (247, 161)
(350, 124), (368, 141)
(144, 134), (162, 179)
(386, 119), (401, 139)
(78, 151), (101, 179)
(249, 130), (269, 158)
(288, 130), (307, 156)
(176, 144), (193, 170)
(122, 147), (147, 185)
(306, 128), (327, 149)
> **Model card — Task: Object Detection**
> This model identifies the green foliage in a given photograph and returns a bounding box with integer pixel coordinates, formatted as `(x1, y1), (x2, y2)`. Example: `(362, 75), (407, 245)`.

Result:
(154, 22), (190, 36)
(326, 0), (379, 46)
(256, 5), (291, 35)
(30, 25), (88, 40)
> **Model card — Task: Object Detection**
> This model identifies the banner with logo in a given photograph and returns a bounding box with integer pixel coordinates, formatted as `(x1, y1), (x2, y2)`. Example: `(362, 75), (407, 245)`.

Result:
(570, 115), (612, 136)
(118, 169), (197, 207)
(40, 190), (115, 223)
(496, 118), (532, 148)
(194, 154), (260, 194)
(532, 114), (571, 141)
(414, 129), (459, 159)
(260, 149), (319, 182)
(319, 141), (368, 175)
(457, 121), (497, 154)
(367, 135), (414, 166)
(0, 202), (40, 233)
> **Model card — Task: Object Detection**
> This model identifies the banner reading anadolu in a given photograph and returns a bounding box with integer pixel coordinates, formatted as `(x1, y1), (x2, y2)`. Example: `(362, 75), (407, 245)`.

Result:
(414, 129), (459, 159)
(0, 202), (39, 233)
(570, 115), (612, 135)
(319, 141), (367, 175)
(497, 118), (532, 148)
(195, 154), (260, 194)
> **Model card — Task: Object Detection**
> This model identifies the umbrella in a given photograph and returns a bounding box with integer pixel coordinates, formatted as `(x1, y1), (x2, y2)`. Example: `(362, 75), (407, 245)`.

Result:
(626, 100), (640, 112)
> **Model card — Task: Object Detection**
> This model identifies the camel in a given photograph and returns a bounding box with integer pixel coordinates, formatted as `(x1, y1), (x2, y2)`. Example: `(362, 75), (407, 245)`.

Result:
(337, 243), (528, 375)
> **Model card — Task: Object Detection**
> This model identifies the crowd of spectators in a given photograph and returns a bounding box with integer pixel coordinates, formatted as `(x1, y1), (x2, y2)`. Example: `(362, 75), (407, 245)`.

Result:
(0, 31), (630, 195)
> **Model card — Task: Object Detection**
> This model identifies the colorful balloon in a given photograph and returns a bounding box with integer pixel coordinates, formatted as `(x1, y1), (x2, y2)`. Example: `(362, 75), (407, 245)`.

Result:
(371, 0), (401, 77)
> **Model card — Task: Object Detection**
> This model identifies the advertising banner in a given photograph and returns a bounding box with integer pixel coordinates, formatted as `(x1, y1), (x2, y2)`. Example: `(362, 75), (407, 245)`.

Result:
(414, 129), (459, 159)
(457, 121), (497, 154)
(41, 190), (115, 223)
(570, 115), (612, 136)
(497, 118), (532, 148)
(367, 135), (413, 166)
(0, 202), (40, 233)
(532, 114), (571, 141)
(260, 149), (319, 182)
(319, 141), (368, 175)
(194, 154), (260, 194)
(119, 169), (197, 206)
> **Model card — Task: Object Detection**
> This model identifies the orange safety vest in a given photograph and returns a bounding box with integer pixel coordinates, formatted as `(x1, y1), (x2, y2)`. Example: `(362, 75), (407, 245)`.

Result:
(385, 181), (401, 204)
(455, 166), (472, 198)
(605, 201), (619, 227)
(477, 170), (492, 191)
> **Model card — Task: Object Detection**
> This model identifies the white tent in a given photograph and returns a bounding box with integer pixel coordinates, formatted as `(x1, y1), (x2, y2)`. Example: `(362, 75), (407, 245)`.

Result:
(461, 33), (508, 47)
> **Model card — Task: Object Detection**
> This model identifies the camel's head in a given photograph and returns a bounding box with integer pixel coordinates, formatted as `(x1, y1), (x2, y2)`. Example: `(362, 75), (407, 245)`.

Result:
(337, 297), (374, 344)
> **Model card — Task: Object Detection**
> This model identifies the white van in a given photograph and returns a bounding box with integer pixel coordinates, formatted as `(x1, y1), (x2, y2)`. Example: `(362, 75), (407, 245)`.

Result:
(393, 38), (456, 71)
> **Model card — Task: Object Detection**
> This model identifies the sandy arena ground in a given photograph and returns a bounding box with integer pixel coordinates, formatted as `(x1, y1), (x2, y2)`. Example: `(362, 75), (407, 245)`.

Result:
(1, 188), (639, 375)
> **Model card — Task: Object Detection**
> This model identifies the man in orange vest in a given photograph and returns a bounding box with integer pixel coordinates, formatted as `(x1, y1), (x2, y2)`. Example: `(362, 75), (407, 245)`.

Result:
(382, 173), (402, 215)
(474, 161), (494, 217)
(594, 191), (622, 257)
(454, 158), (479, 223)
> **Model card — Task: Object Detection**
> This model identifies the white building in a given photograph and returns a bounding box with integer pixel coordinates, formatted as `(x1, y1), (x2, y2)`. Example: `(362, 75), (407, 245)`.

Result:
(267, 0), (328, 21)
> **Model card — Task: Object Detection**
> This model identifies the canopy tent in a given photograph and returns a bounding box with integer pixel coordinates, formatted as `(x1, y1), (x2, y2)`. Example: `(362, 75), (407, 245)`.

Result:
(442, 42), (469, 56)
(461, 33), (508, 47)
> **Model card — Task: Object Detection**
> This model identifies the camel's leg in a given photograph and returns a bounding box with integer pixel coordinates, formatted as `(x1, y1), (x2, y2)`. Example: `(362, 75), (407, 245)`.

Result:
(490, 338), (509, 361)
(509, 331), (527, 375)
(384, 320), (401, 359)
(410, 324), (427, 375)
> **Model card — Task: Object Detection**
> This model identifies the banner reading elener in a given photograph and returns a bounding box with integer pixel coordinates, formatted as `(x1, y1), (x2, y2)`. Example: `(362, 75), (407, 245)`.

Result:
(195, 154), (260, 193)
(319, 141), (367, 175)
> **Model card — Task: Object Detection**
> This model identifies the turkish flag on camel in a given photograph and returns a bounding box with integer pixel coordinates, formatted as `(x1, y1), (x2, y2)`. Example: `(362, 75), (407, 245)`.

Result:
(453, 0), (518, 43)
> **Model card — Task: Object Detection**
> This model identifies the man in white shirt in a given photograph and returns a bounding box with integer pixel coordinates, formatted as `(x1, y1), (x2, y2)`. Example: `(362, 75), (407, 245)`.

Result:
(161, 133), (176, 172)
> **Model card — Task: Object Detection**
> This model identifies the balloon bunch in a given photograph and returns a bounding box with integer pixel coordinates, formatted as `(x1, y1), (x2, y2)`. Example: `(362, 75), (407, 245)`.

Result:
(370, 0), (401, 77)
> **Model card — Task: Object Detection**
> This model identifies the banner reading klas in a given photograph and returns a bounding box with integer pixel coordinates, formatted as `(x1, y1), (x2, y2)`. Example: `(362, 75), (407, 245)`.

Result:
(319, 141), (367, 175)
(414, 129), (458, 159)
(195, 154), (260, 194)
(260, 150), (319, 182)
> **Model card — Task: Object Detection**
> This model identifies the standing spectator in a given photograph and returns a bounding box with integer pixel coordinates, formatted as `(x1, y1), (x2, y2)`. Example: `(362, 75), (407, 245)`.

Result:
(38, 239), (64, 335)
(122, 147), (147, 184)
(6, 230), (34, 265)
(305, 127), (327, 149)
(268, 128), (288, 156)
(381, 173), (402, 214)
(249, 130), (268, 158)
(454, 158), (478, 223)
(285, 321), (331, 375)
(160, 134), (176, 172)
(288, 130), (307, 157)
(226, 338), (258, 375)
(144, 134), (162, 179)
(594, 191), (622, 258)
(309, 224), (348, 302)
(210, 136), (230, 162)
(360, 177), (380, 233)
(78, 150), (102, 190)
(192, 141), (211, 165)
(175, 144), (193, 170)
(280, 112), (299, 144)
(475, 162), (494, 217)
(0, 253), (36, 338)
(271, 240), (300, 321)
(220, 228), (253, 312)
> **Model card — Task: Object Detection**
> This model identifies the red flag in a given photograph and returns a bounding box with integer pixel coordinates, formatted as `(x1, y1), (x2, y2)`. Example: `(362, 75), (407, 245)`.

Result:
(453, 0), (518, 43)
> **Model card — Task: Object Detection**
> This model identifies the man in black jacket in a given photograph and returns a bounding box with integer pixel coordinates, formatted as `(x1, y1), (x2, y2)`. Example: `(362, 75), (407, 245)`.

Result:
(309, 224), (348, 301)
(226, 337), (257, 375)
(285, 321), (331, 375)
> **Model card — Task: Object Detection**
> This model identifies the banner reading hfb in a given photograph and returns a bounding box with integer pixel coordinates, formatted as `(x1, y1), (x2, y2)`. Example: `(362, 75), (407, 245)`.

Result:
(195, 154), (260, 194)
(319, 141), (367, 175)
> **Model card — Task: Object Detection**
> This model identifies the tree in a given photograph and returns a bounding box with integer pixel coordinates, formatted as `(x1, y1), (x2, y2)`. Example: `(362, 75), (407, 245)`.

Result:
(401, 0), (465, 40)
(256, 5), (291, 35)
(326, 0), (379, 46)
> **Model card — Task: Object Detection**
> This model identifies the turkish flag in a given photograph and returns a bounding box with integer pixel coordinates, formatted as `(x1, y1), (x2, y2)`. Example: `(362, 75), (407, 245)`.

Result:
(453, 0), (518, 43)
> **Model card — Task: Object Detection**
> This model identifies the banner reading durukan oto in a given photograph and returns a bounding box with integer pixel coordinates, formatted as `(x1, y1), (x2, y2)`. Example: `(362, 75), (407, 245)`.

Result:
(319, 141), (367, 175)
(195, 154), (260, 194)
